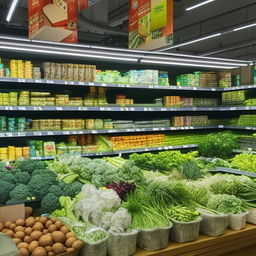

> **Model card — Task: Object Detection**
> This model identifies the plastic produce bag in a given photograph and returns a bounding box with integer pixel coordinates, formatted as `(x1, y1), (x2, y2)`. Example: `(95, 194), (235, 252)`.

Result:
(0, 233), (19, 256)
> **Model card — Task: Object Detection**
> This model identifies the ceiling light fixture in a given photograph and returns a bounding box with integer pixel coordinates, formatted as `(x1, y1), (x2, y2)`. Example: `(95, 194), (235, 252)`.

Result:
(186, 0), (216, 11)
(6, 0), (20, 22)
(144, 55), (247, 67)
(233, 22), (256, 31)
(0, 44), (138, 62)
(141, 59), (237, 69)
(0, 40), (144, 58)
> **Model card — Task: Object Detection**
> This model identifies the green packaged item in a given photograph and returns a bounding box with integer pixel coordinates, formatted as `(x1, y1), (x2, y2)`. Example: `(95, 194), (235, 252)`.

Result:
(0, 116), (7, 131)
(8, 118), (16, 132)
(94, 119), (104, 129)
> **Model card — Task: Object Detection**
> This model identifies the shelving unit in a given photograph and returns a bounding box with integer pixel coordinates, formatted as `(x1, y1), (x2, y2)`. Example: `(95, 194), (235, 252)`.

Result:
(0, 37), (255, 160)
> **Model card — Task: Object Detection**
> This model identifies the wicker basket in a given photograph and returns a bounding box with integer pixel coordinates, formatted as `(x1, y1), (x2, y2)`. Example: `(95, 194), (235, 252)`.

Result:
(199, 209), (229, 237)
(107, 230), (138, 256)
(170, 217), (202, 243)
(80, 236), (108, 256)
(229, 212), (249, 231)
(137, 224), (172, 251)
(247, 208), (256, 225)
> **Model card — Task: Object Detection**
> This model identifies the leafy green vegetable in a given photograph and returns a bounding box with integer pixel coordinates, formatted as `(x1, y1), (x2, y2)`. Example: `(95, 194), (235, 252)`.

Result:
(9, 184), (32, 201)
(198, 132), (238, 158)
(231, 153), (256, 172)
(180, 160), (203, 180)
(206, 194), (246, 214)
(168, 206), (200, 222)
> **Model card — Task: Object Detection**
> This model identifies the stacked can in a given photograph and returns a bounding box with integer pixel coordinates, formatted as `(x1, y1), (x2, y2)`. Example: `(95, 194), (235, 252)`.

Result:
(7, 118), (16, 132)
(8, 146), (15, 161)
(9, 92), (18, 106)
(17, 117), (26, 131)
(10, 60), (18, 78)
(15, 147), (23, 160)
(0, 116), (7, 131)
(0, 148), (8, 161)
(0, 63), (4, 77)
(2, 93), (10, 105)
(24, 61), (33, 79)
(22, 146), (30, 158)
(19, 91), (30, 106)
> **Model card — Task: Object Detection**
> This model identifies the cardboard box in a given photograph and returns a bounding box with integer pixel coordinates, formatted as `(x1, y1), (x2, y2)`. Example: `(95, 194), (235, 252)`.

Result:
(29, 0), (78, 43)
(0, 204), (25, 223)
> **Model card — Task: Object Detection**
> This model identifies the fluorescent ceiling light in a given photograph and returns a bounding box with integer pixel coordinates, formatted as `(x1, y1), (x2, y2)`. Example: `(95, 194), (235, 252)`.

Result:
(141, 59), (237, 69)
(186, 0), (216, 11)
(0, 41), (144, 58)
(233, 22), (256, 31)
(6, 0), (20, 22)
(159, 33), (221, 51)
(0, 35), (249, 65)
(0, 44), (138, 62)
(144, 55), (247, 67)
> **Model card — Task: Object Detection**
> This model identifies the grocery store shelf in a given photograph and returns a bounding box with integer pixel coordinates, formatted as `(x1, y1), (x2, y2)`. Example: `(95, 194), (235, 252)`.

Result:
(31, 144), (198, 160)
(0, 105), (256, 112)
(1, 126), (256, 138)
(0, 126), (217, 138)
(0, 77), (255, 92)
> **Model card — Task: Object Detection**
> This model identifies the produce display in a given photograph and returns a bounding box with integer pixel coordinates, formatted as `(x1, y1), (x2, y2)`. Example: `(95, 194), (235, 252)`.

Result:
(1, 149), (256, 255)
(0, 208), (84, 255)
(238, 115), (256, 126)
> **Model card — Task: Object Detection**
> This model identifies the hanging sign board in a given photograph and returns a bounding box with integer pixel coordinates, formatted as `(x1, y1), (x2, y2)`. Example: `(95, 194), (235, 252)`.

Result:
(28, 0), (78, 43)
(128, 0), (173, 50)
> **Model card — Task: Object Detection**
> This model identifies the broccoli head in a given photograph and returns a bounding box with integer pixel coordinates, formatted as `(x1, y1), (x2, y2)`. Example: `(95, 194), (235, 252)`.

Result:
(40, 193), (60, 213)
(14, 159), (47, 174)
(0, 181), (15, 201)
(0, 171), (16, 184)
(9, 184), (32, 201)
(49, 185), (65, 197)
(63, 182), (83, 197)
(32, 169), (57, 183)
(28, 174), (56, 199)
(14, 172), (31, 185)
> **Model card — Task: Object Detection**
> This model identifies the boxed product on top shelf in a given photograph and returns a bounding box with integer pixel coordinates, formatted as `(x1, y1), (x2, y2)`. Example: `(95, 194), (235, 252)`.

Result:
(177, 71), (232, 88)
(0, 58), (42, 79)
(95, 69), (170, 85)
(43, 62), (96, 82)
(222, 91), (246, 105)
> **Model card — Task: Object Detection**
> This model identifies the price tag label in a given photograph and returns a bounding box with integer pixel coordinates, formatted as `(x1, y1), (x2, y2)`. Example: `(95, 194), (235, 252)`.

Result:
(34, 132), (42, 136)
(89, 82), (95, 86)
(101, 83), (107, 87)
(63, 131), (70, 135)
(153, 128), (160, 131)
(35, 79), (42, 83)
(56, 107), (63, 111)
(64, 81), (69, 85)
(78, 82), (84, 86)
(18, 79), (26, 83)
(143, 108), (148, 111)
(46, 80), (54, 84)
(47, 132), (54, 135)
(18, 107), (26, 110)
(192, 87), (198, 90)
(70, 81), (74, 85)
(33, 107), (43, 111)
(5, 106), (13, 110)
(219, 125), (224, 128)
(211, 88), (216, 91)
(18, 132), (26, 137)
(0, 133), (5, 137)
(92, 130), (98, 134)
(230, 107), (237, 110)
(161, 108), (167, 111)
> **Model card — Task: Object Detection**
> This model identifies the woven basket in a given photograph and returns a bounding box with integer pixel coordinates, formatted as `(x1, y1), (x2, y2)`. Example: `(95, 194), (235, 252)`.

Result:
(80, 236), (108, 256)
(137, 224), (172, 251)
(199, 209), (229, 237)
(229, 212), (249, 231)
(170, 217), (202, 243)
(107, 230), (138, 256)
(247, 208), (256, 225)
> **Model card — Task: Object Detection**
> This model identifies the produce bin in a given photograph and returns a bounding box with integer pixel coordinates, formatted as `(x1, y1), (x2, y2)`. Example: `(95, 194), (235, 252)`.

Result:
(229, 212), (249, 231)
(170, 217), (202, 243)
(108, 230), (138, 256)
(137, 224), (172, 251)
(199, 209), (229, 237)
(80, 237), (108, 256)
(247, 208), (256, 225)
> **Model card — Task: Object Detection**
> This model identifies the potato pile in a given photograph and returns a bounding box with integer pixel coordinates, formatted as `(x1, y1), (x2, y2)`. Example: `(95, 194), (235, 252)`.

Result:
(0, 209), (84, 256)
